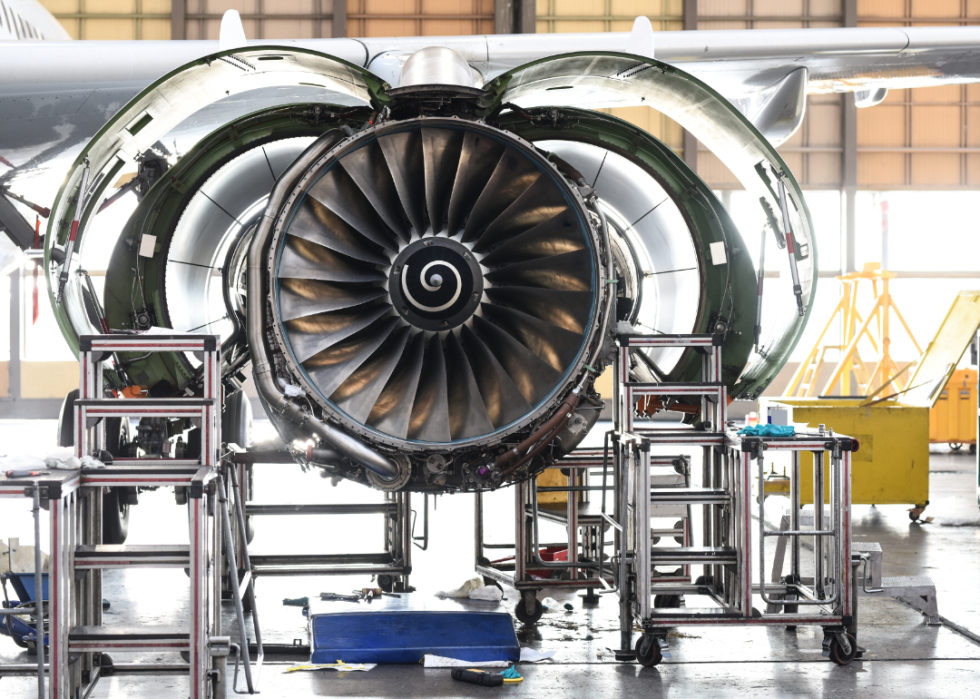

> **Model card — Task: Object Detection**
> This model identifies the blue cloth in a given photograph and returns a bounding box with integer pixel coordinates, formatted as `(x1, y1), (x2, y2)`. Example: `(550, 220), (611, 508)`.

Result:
(502, 667), (522, 680)
(737, 424), (795, 437)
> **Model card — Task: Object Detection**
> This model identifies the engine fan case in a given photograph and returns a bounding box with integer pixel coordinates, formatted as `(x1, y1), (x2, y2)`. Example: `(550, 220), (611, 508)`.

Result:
(264, 117), (609, 454)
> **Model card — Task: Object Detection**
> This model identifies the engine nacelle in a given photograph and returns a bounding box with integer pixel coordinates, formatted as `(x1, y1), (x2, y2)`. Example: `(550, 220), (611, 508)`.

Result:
(44, 47), (816, 493)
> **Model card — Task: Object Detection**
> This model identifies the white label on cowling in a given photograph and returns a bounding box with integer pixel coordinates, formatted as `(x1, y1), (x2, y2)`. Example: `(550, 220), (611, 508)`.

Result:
(139, 234), (157, 258)
(709, 241), (727, 265)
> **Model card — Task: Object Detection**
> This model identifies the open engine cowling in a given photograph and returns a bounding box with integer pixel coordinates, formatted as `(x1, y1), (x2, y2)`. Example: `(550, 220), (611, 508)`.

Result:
(44, 46), (816, 493)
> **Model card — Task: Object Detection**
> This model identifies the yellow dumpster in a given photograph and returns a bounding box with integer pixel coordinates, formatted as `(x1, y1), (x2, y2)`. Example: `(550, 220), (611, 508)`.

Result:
(930, 368), (977, 452)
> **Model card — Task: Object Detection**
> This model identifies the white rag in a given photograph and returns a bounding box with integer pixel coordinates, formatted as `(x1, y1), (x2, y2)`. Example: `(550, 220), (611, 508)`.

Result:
(435, 576), (485, 599)
(422, 649), (557, 667)
(0, 447), (104, 472)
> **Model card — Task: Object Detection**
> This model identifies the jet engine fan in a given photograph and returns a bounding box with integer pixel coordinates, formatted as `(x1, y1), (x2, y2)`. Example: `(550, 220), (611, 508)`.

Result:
(251, 117), (613, 490)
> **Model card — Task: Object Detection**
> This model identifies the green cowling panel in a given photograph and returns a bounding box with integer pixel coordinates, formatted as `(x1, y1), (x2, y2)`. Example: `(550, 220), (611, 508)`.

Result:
(483, 53), (817, 399)
(102, 105), (371, 395)
(46, 46), (386, 359)
(497, 107), (756, 392)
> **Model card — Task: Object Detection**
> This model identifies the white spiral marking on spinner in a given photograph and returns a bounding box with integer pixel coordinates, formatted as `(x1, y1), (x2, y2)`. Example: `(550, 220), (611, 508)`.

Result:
(402, 261), (462, 313)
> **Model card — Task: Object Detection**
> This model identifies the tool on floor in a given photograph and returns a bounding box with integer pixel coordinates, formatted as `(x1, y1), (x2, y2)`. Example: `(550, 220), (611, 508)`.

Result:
(282, 597), (309, 607)
(320, 592), (361, 603)
(356, 587), (383, 603)
(452, 668), (504, 687)
(4, 470), (50, 479)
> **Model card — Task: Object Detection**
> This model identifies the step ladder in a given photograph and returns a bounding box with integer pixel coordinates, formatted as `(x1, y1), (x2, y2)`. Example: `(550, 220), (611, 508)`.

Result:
(47, 333), (262, 698)
(614, 334), (727, 637)
(611, 333), (857, 666)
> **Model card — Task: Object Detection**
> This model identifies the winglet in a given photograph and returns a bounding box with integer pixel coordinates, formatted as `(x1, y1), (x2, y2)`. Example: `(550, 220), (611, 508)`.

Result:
(219, 10), (248, 51)
(625, 16), (655, 59)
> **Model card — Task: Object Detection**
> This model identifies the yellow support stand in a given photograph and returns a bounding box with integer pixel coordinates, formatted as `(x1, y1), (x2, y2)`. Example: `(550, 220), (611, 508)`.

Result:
(784, 262), (922, 398)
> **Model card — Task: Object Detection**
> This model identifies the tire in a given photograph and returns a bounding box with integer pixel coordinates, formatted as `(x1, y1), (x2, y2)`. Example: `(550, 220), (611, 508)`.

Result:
(830, 633), (858, 666)
(223, 390), (254, 543)
(102, 417), (133, 545)
(653, 594), (682, 609)
(514, 598), (543, 625)
(103, 487), (130, 545)
(635, 636), (663, 667)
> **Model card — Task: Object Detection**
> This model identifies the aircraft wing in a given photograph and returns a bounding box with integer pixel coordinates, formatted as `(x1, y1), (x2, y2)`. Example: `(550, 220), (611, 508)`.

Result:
(2, 25), (980, 245)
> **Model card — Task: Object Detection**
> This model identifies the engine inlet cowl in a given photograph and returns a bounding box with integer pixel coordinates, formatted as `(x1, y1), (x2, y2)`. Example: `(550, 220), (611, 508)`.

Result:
(261, 116), (610, 488)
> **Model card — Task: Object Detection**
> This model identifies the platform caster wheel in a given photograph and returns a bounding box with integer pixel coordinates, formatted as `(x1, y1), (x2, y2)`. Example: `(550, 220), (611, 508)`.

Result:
(635, 637), (663, 667)
(514, 598), (543, 625)
(830, 633), (858, 666)
(653, 594), (682, 609)
(378, 575), (394, 593)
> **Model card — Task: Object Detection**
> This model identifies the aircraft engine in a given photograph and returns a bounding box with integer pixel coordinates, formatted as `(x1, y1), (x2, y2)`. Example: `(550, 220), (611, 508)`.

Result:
(44, 47), (816, 492)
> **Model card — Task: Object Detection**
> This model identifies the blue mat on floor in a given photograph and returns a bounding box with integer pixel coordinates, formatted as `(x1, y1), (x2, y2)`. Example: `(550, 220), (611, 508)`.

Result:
(309, 594), (519, 664)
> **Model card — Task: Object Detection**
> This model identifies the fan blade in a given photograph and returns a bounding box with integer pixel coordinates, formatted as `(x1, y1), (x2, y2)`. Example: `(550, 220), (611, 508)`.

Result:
(485, 287), (593, 334)
(472, 175), (569, 252)
(304, 317), (399, 399)
(278, 237), (386, 284)
(460, 324), (532, 428)
(479, 210), (586, 264)
(472, 315), (562, 406)
(332, 327), (412, 423)
(446, 130), (504, 236)
(288, 198), (390, 265)
(340, 142), (411, 242)
(408, 334), (451, 442)
(444, 331), (495, 440)
(461, 148), (541, 243)
(485, 249), (592, 291)
(481, 303), (584, 372)
(379, 130), (427, 235)
(308, 167), (399, 251)
(422, 128), (463, 234)
(285, 305), (389, 363)
(279, 278), (385, 322)
(368, 332), (425, 439)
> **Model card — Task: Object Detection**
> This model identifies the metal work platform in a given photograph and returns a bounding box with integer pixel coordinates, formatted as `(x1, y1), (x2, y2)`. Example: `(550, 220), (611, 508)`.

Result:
(227, 447), (414, 591)
(0, 334), (262, 698)
(612, 334), (859, 667)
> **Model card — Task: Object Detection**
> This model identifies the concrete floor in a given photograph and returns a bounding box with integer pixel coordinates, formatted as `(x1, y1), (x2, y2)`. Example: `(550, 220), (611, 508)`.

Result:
(1, 419), (979, 697)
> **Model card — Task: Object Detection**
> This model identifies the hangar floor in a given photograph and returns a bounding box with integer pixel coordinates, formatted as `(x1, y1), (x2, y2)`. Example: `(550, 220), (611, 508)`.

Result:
(1, 419), (978, 698)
